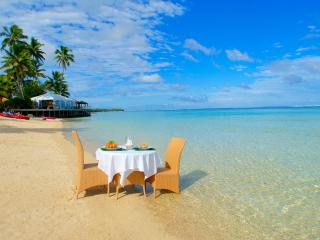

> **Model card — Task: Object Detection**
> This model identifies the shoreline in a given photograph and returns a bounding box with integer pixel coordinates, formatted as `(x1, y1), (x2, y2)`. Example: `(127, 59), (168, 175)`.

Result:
(62, 120), (214, 240)
(0, 116), (281, 240)
(62, 117), (257, 240)
(0, 117), (178, 240)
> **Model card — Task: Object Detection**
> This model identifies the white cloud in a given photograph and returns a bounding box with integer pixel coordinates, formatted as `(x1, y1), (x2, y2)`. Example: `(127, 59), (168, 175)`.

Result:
(304, 25), (320, 39)
(181, 51), (198, 62)
(106, 82), (186, 98)
(0, 0), (184, 100)
(210, 56), (320, 107)
(307, 25), (317, 31)
(153, 62), (172, 68)
(225, 49), (253, 62)
(230, 65), (248, 72)
(212, 61), (220, 69)
(283, 53), (292, 58)
(184, 38), (215, 55)
(134, 74), (163, 83)
(254, 56), (320, 80)
(296, 46), (319, 52)
(171, 95), (208, 103)
(273, 42), (283, 48)
(304, 33), (320, 39)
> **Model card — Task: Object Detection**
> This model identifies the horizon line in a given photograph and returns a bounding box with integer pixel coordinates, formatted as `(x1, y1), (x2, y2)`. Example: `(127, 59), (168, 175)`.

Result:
(120, 105), (320, 112)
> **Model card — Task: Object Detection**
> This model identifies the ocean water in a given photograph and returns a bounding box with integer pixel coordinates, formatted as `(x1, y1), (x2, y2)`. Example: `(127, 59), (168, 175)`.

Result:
(64, 108), (320, 239)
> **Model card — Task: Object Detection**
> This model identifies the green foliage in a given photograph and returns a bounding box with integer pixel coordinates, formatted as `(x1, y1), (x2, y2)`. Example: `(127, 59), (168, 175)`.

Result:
(0, 24), (75, 108)
(1, 25), (37, 99)
(28, 37), (45, 63)
(2, 42), (35, 98)
(0, 24), (27, 50)
(3, 97), (32, 109)
(23, 80), (45, 99)
(32, 61), (46, 80)
(0, 75), (16, 99)
(55, 46), (75, 72)
(44, 71), (70, 97)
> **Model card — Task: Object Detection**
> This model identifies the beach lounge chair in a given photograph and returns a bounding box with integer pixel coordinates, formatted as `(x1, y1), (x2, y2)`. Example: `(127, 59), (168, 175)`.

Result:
(147, 137), (186, 198)
(72, 130), (108, 199)
(113, 171), (147, 199)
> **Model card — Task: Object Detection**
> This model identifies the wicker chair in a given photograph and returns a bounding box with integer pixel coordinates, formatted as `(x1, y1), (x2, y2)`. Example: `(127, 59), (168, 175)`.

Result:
(146, 137), (186, 198)
(72, 130), (108, 199)
(113, 171), (146, 199)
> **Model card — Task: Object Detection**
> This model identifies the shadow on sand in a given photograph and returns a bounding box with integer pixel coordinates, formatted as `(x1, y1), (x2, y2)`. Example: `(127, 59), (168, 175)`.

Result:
(180, 170), (208, 192)
(147, 170), (208, 198)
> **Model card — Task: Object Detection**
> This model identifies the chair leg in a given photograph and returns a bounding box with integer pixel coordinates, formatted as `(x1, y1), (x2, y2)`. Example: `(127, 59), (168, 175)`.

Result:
(74, 185), (78, 199)
(107, 183), (110, 197)
(75, 187), (80, 199)
(116, 186), (120, 200)
(153, 180), (157, 199)
(143, 184), (146, 197)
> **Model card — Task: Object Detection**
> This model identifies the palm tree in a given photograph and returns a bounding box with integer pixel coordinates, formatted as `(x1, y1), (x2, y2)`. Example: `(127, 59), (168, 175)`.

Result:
(0, 75), (16, 103)
(44, 71), (69, 97)
(0, 25), (27, 50)
(2, 43), (34, 99)
(55, 46), (74, 72)
(32, 61), (46, 80)
(28, 37), (45, 63)
(0, 25), (74, 104)
(23, 79), (45, 99)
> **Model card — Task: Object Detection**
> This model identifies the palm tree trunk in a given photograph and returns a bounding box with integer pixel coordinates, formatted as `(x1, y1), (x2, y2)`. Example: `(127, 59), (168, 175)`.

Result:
(17, 80), (24, 99)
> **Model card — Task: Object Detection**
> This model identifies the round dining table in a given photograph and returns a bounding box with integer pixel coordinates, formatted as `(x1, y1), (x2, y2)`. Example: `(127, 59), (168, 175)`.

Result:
(95, 147), (163, 186)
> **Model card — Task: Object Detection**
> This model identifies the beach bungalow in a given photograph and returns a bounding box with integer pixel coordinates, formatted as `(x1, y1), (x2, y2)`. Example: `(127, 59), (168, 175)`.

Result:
(9, 92), (92, 118)
(31, 92), (76, 110)
(75, 100), (89, 109)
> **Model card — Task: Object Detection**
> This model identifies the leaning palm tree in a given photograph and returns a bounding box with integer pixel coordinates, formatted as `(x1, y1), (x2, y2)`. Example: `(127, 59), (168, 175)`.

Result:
(55, 46), (74, 72)
(0, 25), (27, 50)
(44, 71), (70, 97)
(28, 37), (45, 63)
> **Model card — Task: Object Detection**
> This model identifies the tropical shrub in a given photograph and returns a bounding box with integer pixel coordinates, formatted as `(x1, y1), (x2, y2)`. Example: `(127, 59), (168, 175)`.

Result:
(23, 80), (45, 99)
(3, 97), (32, 109)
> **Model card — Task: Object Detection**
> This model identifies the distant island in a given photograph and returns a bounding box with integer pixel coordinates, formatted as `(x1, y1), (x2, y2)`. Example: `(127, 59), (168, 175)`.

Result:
(90, 108), (124, 112)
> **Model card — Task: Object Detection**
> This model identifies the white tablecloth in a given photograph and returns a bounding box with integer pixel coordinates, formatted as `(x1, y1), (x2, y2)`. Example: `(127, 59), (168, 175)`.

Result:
(96, 148), (162, 186)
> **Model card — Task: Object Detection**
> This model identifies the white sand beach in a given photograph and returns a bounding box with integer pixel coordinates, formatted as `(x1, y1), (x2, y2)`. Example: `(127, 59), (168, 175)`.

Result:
(0, 118), (178, 240)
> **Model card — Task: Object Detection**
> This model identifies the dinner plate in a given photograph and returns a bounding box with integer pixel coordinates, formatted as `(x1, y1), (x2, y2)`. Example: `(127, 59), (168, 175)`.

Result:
(100, 147), (125, 151)
(133, 147), (155, 151)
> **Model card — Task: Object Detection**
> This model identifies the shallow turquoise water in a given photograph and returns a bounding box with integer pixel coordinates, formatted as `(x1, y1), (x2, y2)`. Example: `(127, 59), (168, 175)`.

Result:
(65, 108), (320, 239)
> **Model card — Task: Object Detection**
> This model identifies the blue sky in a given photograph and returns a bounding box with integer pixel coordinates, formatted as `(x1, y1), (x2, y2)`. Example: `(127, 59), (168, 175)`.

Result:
(1, 0), (320, 110)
